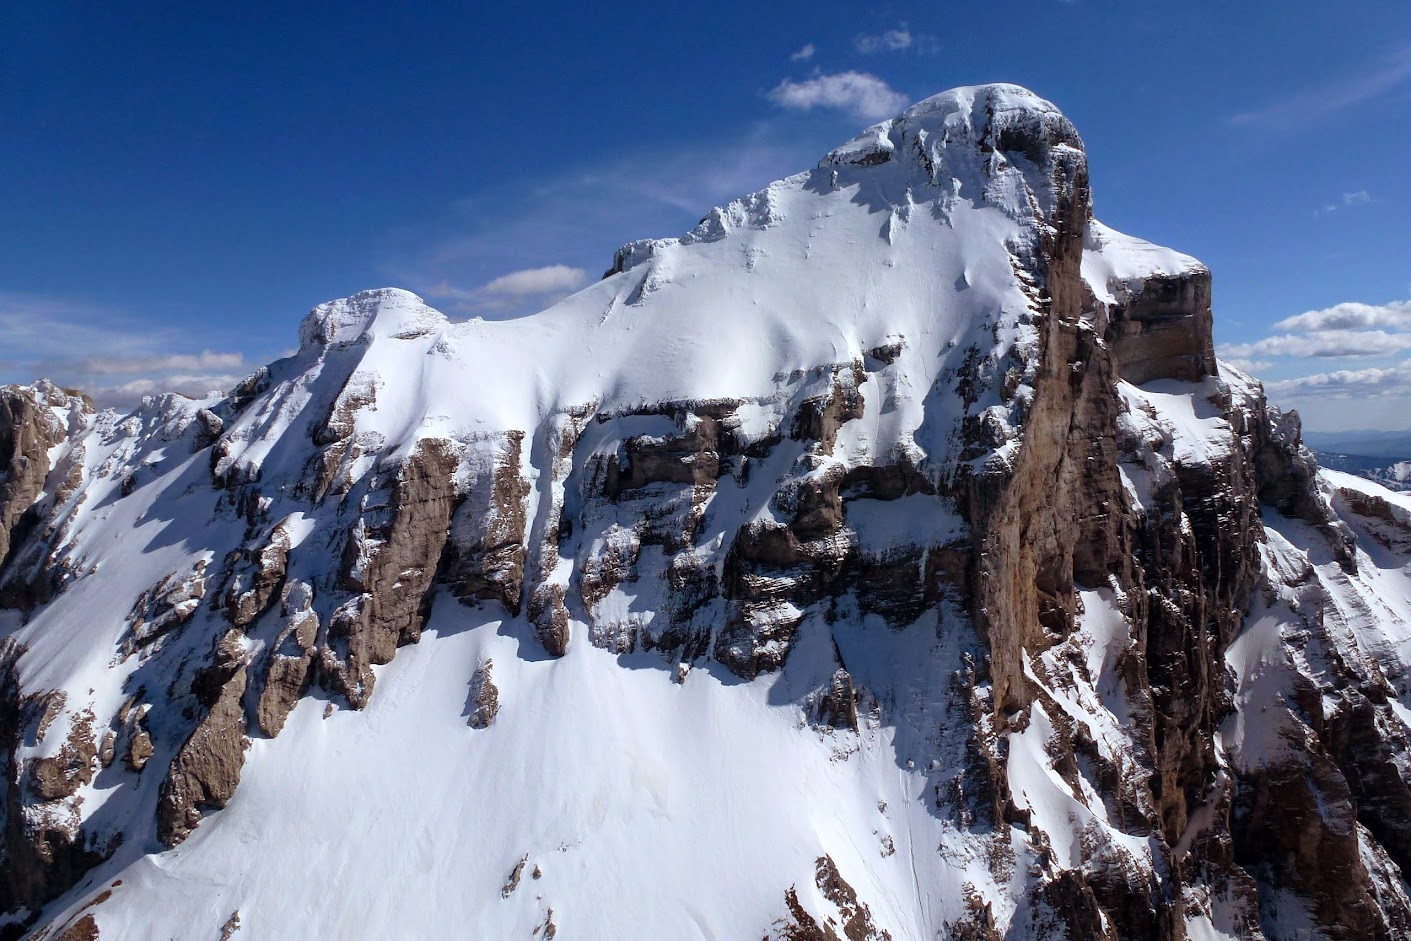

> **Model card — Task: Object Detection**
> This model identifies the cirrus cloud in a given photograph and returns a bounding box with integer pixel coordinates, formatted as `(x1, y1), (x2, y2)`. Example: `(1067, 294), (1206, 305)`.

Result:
(1230, 44), (1411, 131)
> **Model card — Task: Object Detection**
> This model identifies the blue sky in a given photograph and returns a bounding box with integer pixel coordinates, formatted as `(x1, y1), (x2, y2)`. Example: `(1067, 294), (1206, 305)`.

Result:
(2, 2), (1409, 429)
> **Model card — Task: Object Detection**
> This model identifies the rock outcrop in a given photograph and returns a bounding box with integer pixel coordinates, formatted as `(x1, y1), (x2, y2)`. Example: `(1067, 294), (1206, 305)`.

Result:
(324, 439), (459, 707)
(445, 432), (530, 615)
(0, 643), (104, 924)
(0, 383), (90, 608)
(466, 659), (499, 729)
(1107, 269), (1216, 384)
(252, 580), (319, 738)
(157, 632), (249, 847)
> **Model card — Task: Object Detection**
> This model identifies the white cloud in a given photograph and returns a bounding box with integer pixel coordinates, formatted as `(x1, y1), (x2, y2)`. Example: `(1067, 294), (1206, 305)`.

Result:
(1222, 296), (1411, 426)
(767, 71), (908, 121)
(1221, 329), (1411, 360)
(1230, 44), (1411, 130)
(1274, 299), (1411, 333)
(855, 27), (913, 54)
(1223, 357), (1273, 376)
(0, 290), (252, 409)
(79, 350), (246, 376)
(93, 374), (245, 409)
(1219, 298), (1411, 362)
(789, 43), (815, 62)
(853, 23), (937, 55)
(479, 265), (587, 298)
(1266, 360), (1411, 400)
(425, 264), (587, 315)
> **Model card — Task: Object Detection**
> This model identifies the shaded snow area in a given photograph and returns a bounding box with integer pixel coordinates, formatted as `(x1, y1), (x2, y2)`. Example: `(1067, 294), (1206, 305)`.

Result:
(1128, 376), (1411, 940)
(1011, 588), (1153, 879)
(81, 604), (964, 939)
(1217, 495), (1411, 937)
(1313, 452), (1411, 494)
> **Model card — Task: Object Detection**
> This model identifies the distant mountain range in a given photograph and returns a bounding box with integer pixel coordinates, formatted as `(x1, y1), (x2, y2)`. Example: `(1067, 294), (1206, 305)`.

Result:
(1305, 430), (1411, 491)
(1304, 429), (1411, 459)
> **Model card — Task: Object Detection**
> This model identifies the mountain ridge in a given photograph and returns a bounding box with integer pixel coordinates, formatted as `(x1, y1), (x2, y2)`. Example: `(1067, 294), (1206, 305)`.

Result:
(2, 83), (1411, 940)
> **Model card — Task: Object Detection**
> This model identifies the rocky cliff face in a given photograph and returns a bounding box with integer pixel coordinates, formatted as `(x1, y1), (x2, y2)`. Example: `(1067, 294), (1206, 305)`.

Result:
(2, 84), (1409, 940)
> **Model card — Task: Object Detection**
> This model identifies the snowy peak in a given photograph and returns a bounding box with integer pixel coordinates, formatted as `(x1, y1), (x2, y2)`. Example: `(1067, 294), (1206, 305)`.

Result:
(823, 83), (1080, 165)
(612, 84), (1087, 288)
(822, 82), (1085, 220)
(297, 287), (447, 351)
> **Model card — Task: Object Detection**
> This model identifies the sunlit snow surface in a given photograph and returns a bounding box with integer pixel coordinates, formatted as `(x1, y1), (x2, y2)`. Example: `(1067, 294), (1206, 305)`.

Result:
(8, 84), (1411, 940)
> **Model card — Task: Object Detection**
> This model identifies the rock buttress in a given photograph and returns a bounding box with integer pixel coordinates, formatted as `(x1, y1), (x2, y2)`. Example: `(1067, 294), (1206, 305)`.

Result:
(324, 439), (459, 707)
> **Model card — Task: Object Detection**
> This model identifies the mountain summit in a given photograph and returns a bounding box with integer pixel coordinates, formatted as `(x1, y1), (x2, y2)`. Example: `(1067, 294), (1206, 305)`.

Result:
(3, 84), (1410, 940)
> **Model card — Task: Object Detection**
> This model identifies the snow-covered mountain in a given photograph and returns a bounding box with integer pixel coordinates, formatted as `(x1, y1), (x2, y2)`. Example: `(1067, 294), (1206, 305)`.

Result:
(1310, 451), (1411, 494)
(4, 84), (1411, 940)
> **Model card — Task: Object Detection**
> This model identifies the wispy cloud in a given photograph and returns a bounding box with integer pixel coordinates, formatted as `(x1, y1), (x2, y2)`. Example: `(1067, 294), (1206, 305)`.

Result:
(90, 374), (246, 409)
(1230, 44), (1411, 130)
(77, 350), (246, 377)
(0, 290), (248, 408)
(767, 71), (908, 121)
(789, 43), (816, 62)
(0, 293), (176, 364)
(383, 123), (832, 318)
(853, 24), (936, 55)
(426, 264), (588, 314)
(855, 26), (914, 54)
(1316, 190), (1372, 216)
